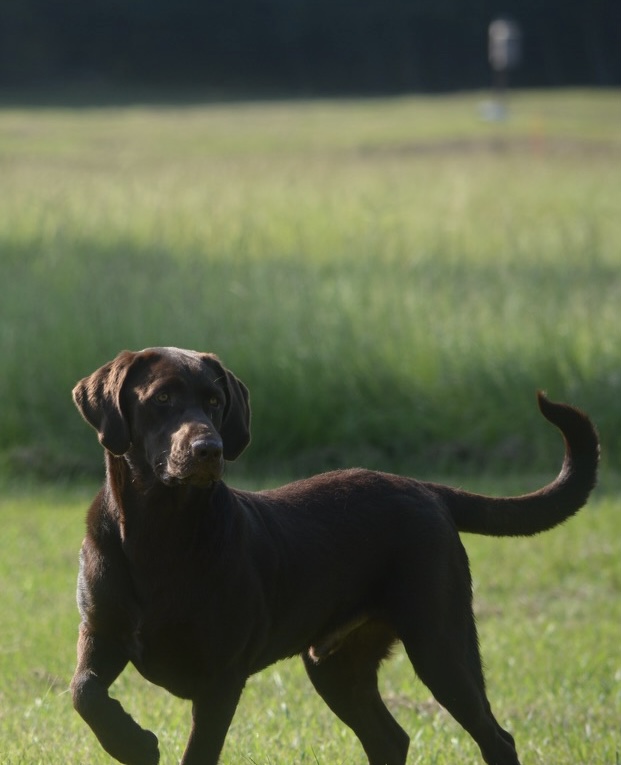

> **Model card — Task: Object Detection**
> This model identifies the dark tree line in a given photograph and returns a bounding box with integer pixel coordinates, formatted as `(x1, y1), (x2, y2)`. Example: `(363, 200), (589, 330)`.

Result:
(0, 0), (619, 93)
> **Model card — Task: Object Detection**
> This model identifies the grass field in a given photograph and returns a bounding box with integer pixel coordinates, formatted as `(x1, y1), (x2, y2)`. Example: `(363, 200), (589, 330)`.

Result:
(0, 90), (620, 763)
(0, 477), (619, 764)
(0, 89), (620, 476)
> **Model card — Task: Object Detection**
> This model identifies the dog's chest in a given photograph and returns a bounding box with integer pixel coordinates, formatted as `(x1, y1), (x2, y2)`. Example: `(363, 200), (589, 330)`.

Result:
(122, 540), (213, 696)
(130, 609), (204, 699)
(126, 563), (256, 697)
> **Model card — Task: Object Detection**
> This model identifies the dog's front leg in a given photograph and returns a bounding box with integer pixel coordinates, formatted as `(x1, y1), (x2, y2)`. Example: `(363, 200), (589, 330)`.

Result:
(71, 624), (159, 765)
(181, 674), (246, 765)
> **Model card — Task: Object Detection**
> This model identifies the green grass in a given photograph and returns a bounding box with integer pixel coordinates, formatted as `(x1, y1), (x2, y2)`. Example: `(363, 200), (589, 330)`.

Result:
(0, 478), (619, 764)
(1, 90), (620, 477)
(1, 92), (620, 760)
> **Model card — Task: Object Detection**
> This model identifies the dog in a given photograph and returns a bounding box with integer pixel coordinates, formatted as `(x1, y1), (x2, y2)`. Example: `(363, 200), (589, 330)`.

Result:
(70, 347), (599, 765)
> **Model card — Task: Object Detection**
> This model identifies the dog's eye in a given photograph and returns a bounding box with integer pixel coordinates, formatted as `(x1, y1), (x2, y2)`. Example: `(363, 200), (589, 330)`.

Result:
(154, 392), (170, 404)
(209, 397), (220, 408)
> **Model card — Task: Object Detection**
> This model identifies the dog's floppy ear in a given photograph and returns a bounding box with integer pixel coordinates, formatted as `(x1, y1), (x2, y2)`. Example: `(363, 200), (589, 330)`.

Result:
(204, 354), (251, 461)
(72, 351), (137, 456)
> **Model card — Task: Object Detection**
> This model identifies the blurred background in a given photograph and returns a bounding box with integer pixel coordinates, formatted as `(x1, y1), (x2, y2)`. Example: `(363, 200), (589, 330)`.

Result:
(0, 1), (620, 482)
(0, 0), (619, 94)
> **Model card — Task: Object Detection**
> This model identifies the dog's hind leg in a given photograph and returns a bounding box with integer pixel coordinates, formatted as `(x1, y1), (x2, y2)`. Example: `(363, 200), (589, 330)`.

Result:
(396, 566), (521, 765)
(303, 623), (408, 765)
(402, 629), (520, 765)
(402, 622), (520, 764)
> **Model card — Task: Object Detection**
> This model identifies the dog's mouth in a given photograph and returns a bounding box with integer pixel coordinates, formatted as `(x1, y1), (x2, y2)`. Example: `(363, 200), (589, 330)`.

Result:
(155, 456), (224, 488)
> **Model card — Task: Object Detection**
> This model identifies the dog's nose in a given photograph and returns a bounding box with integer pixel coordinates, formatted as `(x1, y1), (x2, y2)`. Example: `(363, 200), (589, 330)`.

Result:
(191, 436), (223, 462)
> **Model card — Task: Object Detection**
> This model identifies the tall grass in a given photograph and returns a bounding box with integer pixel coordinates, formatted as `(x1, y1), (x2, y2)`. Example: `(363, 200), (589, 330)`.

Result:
(1, 90), (620, 477)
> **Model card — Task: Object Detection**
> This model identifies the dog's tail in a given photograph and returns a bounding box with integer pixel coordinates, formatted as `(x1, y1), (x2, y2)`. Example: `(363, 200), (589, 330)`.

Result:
(433, 393), (599, 537)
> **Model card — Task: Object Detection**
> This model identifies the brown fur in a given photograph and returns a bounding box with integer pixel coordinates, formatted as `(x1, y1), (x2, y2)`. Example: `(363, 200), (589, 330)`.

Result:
(70, 347), (599, 765)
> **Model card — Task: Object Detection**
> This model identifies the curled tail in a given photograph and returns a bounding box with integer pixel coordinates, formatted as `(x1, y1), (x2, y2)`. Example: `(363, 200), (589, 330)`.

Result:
(435, 392), (600, 537)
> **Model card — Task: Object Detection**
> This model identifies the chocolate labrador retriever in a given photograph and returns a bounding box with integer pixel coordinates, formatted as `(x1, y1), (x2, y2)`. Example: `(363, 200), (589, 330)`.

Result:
(70, 347), (599, 765)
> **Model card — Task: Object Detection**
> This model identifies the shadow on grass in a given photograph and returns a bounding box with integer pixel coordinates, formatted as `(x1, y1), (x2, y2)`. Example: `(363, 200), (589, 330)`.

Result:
(1, 233), (617, 481)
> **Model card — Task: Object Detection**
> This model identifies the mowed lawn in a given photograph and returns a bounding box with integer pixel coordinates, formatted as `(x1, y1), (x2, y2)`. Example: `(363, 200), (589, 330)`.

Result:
(0, 476), (619, 764)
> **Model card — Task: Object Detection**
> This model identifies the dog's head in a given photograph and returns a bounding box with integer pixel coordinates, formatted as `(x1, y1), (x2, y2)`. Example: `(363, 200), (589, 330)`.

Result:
(73, 347), (250, 487)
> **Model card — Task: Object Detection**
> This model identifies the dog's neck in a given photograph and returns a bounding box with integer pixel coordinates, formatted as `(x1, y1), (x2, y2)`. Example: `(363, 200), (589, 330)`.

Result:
(102, 452), (237, 575)
(105, 452), (223, 525)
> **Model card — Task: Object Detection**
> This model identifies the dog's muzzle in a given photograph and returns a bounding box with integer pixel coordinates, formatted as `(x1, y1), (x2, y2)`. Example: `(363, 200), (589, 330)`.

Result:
(158, 434), (225, 487)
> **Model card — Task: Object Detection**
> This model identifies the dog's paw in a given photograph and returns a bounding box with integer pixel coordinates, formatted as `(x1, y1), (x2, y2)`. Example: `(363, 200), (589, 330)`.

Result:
(101, 725), (159, 765)
(132, 728), (160, 765)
